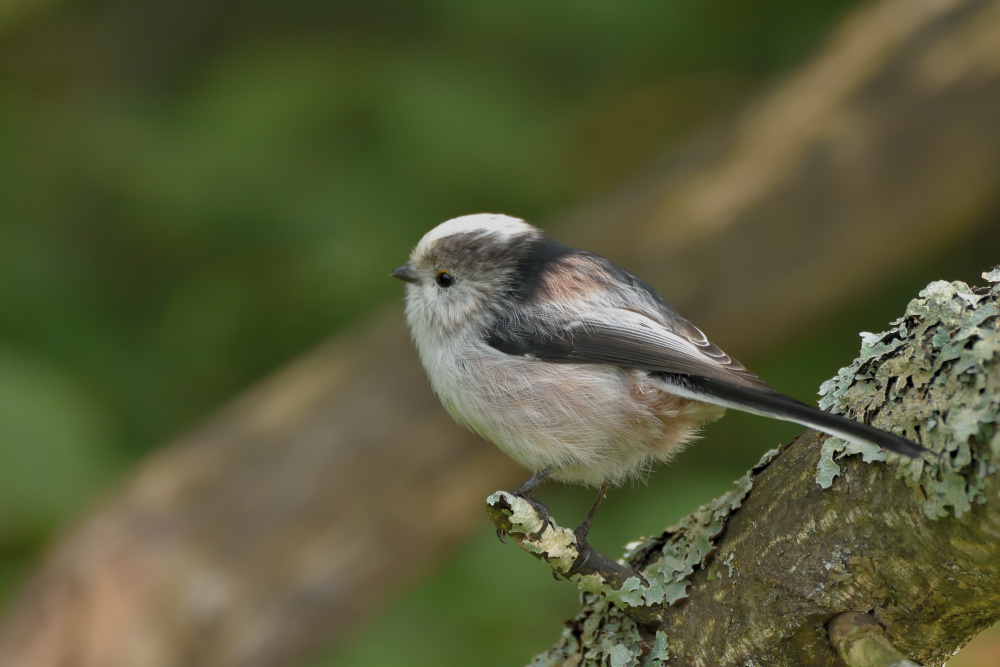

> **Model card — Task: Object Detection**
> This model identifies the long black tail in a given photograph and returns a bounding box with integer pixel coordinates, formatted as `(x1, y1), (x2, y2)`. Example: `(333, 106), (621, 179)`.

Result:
(664, 374), (925, 458)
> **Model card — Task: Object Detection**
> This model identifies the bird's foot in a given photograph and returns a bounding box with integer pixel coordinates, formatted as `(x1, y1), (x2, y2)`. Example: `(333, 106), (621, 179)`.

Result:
(495, 492), (554, 542)
(518, 493), (554, 540)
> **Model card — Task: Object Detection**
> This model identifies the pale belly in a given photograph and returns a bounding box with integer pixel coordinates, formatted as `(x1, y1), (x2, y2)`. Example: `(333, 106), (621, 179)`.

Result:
(425, 344), (724, 486)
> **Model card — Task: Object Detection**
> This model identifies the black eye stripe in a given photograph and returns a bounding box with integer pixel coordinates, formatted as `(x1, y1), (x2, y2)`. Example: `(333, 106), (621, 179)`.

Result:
(435, 270), (455, 288)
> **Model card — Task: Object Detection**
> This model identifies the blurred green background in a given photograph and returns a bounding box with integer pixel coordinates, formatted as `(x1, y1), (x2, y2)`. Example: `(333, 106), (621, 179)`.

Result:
(1, 1), (996, 665)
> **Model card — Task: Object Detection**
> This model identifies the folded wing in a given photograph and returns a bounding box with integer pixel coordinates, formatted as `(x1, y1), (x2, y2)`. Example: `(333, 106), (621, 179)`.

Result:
(486, 307), (775, 392)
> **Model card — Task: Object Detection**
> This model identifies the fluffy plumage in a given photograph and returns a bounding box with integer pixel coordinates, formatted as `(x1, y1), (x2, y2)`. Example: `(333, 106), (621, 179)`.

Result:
(395, 214), (923, 488)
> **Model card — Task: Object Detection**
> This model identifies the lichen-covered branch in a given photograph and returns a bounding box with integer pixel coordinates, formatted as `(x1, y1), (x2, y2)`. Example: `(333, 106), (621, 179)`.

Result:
(494, 269), (1000, 666)
(486, 450), (780, 627)
(486, 493), (662, 626)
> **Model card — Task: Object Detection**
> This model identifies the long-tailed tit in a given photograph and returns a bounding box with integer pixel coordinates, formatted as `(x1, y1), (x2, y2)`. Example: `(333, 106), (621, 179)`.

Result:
(392, 214), (923, 536)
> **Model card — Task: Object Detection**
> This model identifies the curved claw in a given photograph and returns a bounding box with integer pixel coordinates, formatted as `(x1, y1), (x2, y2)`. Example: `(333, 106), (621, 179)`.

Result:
(517, 493), (554, 540)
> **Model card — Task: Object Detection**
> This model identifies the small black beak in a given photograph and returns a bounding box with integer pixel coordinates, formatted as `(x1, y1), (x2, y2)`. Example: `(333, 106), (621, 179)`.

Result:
(391, 265), (419, 284)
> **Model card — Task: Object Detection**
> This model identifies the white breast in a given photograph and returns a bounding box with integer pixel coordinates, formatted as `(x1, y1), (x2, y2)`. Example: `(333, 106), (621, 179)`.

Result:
(417, 333), (676, 486)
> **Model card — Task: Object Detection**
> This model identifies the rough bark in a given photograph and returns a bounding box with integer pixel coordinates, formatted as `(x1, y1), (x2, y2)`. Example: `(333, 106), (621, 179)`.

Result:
(495, 270), (1000, 666)
(3, 0), (1000, 664)
(828, 613), (921, 667)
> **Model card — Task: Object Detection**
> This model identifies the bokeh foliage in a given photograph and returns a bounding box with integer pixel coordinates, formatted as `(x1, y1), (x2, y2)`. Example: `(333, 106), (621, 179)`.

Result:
(14, 0), (973, 664)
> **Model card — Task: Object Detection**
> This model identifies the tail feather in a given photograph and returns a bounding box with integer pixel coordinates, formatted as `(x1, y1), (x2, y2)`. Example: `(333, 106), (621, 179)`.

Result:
(662, 374), (925, 458)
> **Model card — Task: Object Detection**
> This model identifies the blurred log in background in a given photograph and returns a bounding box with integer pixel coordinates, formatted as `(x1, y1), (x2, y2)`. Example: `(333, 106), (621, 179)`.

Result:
(1, 0), (999, 665)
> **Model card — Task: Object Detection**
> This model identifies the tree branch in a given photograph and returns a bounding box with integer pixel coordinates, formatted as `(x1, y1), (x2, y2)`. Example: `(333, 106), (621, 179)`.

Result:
(500, 269), (1000, 666)
(486, 492), (664, 626)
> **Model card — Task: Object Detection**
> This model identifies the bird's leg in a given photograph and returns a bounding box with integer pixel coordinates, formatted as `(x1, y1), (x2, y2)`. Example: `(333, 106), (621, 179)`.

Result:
(498, 465), (557, 542)
(566, 483), (610, 574)
(513, 465), (556, 497)
(574, 483), (609, 542)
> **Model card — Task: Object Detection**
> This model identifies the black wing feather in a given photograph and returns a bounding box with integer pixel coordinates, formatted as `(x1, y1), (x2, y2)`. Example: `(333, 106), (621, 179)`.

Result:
(487, 314), (775, 391)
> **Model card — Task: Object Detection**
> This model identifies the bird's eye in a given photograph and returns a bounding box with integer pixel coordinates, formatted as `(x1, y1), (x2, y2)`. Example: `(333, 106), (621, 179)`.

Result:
(435, 270), (455, 288)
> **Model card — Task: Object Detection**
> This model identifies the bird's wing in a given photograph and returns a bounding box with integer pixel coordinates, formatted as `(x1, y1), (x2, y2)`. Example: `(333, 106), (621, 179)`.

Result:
(486, 307), (776, 392)
(486, 306), (926, 458)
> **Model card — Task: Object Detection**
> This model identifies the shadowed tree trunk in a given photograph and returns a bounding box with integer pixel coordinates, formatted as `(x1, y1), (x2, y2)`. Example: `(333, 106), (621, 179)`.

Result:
(493, 270), (1000, 666)
(2, 0), (1000, 664)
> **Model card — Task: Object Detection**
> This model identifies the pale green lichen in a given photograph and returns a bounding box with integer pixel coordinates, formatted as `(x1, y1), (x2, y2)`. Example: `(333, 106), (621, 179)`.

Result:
(531, 597), (645, 667)
(608, 447), (781, 610)
(487, 491), (543, 534)
(599, 576), (646, 609)
(486, 492), (579, 570)
(644, 631), (670, 665)
(723, 552), (735, 578)
(816, 271), (1000, 519)
(815, 439), (886, 489)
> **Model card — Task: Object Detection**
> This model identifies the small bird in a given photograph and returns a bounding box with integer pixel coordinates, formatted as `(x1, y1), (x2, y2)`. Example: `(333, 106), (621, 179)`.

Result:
(392, 214), (923, 538)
